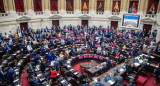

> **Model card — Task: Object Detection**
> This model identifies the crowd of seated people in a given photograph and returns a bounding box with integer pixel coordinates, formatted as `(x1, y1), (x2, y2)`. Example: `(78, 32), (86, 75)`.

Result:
(0, 25), (159, 86)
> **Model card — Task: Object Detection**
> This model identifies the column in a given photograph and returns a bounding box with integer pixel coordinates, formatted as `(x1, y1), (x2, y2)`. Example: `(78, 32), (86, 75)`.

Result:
(106, 0), (111, 11)
(27, 0), (33, 11)
(90, 0), (95, 10)
(139, 0), (145, 12)
(7, 0), (15, 11)
(104, 0), (107, 11)
(24, 0), (28, 11)
(58, 0), (61, 11)
(4, 0), (9, 12)
(122, 0), (129, 12)
(44, 0), (49, 10)
(60, 0), (65, 10)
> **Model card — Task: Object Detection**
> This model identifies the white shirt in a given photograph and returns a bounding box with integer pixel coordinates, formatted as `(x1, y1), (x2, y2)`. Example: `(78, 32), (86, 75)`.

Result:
(27, 45), (33, 51)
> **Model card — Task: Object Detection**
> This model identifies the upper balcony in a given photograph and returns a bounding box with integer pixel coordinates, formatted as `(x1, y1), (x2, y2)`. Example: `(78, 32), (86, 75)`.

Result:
(96, 12), (104, 15)
(66, 11), (74, 14)
(0, 13), (9, 17)
(51, 11), (59, 14)
(82, 11), (89, 14)
(144, 14), (157, 18)
(35, 12), (44, 15)
(17, 12), (27, 16)
(112, 12), (120, 15)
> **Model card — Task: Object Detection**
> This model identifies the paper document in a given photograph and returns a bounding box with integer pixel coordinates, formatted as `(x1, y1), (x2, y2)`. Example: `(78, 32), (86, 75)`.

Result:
(108, 80), (114, 84)
(134, 63), (140, 66)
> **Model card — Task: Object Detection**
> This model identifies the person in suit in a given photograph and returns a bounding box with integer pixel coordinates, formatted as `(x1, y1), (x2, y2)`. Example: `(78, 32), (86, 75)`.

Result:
(115, 76), (123, 86)
(40, 59), (46, 73)
(126, 62), (132, 75)
(7, 67), (15, 83)
(0, 67), (4, 84)
(47, 51), (54, 62)
(29, 75), (42, 86)
(27, 64), (35, 75)
(117, 55), (125, 64)
(70, 46), (76, 55)
(89, 40), (95, 48)
(154, 64), (160, 83)
(106, 59), (112, 69)
(55, 59), (60, 72)
(80, 71), (89, 84)
(93, 78), (104, 86)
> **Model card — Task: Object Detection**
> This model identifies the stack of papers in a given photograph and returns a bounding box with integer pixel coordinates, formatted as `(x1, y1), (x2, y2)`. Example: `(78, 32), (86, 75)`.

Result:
(134, 63), (140, 66)
(120, 68), (124, 72)
(108, 80), (114, 84)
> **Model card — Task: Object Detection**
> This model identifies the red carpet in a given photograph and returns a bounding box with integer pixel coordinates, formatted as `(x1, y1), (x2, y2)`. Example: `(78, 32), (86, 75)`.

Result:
(73, 62), (99, 74)
(143, 76), (160, 86)
(21, 71), (30, 86)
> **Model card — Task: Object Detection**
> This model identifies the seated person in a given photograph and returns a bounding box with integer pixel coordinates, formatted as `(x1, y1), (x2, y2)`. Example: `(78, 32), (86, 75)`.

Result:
(92, 78), (104, 86)
(102, 73), (115, 83)
(29, 75), (41, 85)
(47, 51), (54, 62)
(7, 67), (15, 83)
(27, 43), (33, 52)
(106, 59), (112, 69)
(100, 63), (107, 74)
(70, 46), (76, 55)
(117, 55), (125, 64)
(50, 68), (57, 82)
(129, 79), (136, 86)
(0, 67), (4, 84)
(115, 76), (123, 86)
(126, 62), (132, 75)
(80, 71), (90, 84)
(153, 64), (160, 83)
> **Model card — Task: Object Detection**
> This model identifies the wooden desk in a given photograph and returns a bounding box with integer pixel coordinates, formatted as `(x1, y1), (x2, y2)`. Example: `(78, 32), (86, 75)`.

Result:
(89, 59), (132, 86)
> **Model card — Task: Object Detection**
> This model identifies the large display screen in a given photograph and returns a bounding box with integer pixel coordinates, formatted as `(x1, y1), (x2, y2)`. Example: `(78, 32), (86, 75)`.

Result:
(122, 14), (140, 28)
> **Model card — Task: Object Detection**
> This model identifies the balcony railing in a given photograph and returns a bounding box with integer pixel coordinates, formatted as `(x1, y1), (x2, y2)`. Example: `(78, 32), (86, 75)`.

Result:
(35, 12), (44, 15)
(144, 14), (157, 18)
(0, 13), (9, 17)
(96, 12), (104, 15)
(112, 12), (120, 15)
(82, 11), (89, 14)
(66, 11), (74, 14)
(51, 11), (59, 14)
(17, 12), (27, 16)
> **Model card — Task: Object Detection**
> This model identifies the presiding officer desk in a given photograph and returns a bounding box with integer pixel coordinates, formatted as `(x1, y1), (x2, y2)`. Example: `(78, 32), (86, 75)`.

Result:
(89, 54), (154, 86)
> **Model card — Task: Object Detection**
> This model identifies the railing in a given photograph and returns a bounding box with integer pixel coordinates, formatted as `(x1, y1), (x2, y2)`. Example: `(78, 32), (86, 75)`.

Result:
(17, 12), (27, 16)
(82, 11), (89, 14)
(112, 12), (120, 15)
(35, 12), (44, 15)
(96, 12), (104, 15)
(51, 11), (59, 14)
(66, 11), (74, 14)
(0, 13), (9, 17)
(144, 14), (157, 18)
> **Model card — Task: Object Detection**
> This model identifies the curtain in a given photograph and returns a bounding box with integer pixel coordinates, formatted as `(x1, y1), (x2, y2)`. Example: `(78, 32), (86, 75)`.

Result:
(82, 20), (88, 26)
(66, 0), (74, 11)
(143, 24), (152, 36)
(0, 0), (5, 13)
(147, 0), (159, 14)
(97, 0), (104, 12)
(52, 20), (59, 26)
(81, 0), (89, 11)
(112, 1), (121, 12)
(20, 22), (28, 32)
(111, 21), (118, 29)
(129, 1), (138, 12)
(50, 0), (58, 11)
(14, 0), (24, 12)
(33, 0), (42, 12)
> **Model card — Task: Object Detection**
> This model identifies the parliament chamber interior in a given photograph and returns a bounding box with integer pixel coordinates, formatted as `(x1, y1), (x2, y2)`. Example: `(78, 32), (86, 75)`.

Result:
(0, 0), (160, 86)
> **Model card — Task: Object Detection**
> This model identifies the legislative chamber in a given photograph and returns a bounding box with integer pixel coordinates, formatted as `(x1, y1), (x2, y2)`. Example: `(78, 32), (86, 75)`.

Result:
(0, 0), (160, 86)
